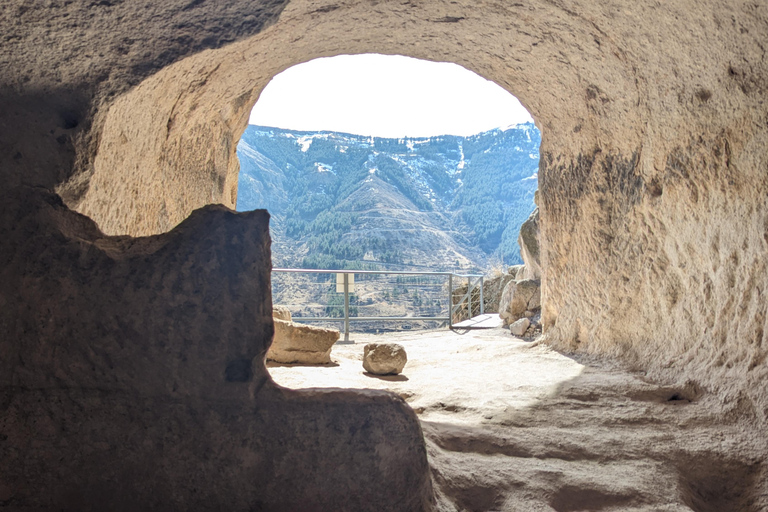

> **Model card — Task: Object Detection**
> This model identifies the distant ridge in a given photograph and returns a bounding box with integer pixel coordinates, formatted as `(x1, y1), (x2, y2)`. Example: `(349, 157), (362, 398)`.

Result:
(237, 123), (540, 271)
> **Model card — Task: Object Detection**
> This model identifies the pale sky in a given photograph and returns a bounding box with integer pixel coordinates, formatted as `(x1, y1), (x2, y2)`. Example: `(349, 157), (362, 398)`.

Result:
(249, 54), (534, 138)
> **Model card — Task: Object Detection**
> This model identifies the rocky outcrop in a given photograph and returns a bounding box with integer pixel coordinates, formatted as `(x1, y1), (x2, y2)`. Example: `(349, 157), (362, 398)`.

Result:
(363, 343), (408, 375)
(499, 279), (541, 326)
(0, 187), (432, 510)
(517, 208), (541, 280)
(487, 272), (517, 312)
(268, 319), (339, 364)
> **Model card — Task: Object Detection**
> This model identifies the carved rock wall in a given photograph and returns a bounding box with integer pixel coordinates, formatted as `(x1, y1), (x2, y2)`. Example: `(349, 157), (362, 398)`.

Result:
(68, 0), (767, 419)
(541, 133), (768, 420)
(63, 0), (618, 236)
(1, 0), (767, 506)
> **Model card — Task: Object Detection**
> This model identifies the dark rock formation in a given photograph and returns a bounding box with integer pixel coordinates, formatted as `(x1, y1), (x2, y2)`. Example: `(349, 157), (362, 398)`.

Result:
(0, 187), (432, 510)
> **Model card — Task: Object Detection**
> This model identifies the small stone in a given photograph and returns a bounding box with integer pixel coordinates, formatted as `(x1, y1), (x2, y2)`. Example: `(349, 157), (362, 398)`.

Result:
(524, 310), (534, 318)
(510, 317), (531, 336)
(363, 343), (407, 375)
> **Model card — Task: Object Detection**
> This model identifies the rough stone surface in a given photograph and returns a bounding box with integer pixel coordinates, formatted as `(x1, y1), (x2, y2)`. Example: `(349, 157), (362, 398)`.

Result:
(270, 328), (768, 512)
(499, 279), (542, 326)
(7, 0), (765, 424)
(272, 305), (292, 321)
(510, 318), (531, 336)
(460, 272), (515, 314)
(363, 343), (408, 375)
(518, 208), (541, 280)
(0, 188), (432, 510)
(268, 319), (339, 364)
(2, 0), (768, 507)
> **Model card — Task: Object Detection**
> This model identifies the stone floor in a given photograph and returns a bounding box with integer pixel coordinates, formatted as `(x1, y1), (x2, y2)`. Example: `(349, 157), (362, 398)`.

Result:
(268, 325), (767, 512)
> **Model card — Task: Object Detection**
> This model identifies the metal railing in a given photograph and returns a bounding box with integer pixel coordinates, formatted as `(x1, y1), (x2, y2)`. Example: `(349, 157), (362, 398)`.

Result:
(272, 268), (484, 342)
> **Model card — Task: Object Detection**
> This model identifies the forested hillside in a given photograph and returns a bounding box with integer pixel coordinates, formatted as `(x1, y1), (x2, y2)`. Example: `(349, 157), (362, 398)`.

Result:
(237, 124), (540, 271)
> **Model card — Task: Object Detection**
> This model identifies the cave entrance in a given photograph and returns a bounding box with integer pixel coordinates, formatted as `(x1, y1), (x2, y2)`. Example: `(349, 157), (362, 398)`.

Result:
(236, 54), (541, 336)
(239, 54), (556, 424)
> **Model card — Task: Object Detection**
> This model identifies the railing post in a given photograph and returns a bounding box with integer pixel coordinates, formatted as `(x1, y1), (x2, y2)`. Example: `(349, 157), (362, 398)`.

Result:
(479, 276), (484, 315)
(447, 273), (453, 328)
(343, 273), (351, 343)
(467, 276), (472, 320)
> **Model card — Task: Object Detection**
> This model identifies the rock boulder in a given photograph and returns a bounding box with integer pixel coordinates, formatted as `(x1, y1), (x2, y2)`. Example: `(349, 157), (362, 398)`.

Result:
(510, 317), (531, 336)
(499, 279), (541, 326)
(268, 319), (340, 365)
(363, 343), (408, 375)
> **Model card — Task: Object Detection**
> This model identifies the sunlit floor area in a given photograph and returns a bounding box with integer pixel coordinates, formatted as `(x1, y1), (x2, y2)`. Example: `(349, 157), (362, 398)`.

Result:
(268, 324), (765, 511)
(268, 322), (584, 425)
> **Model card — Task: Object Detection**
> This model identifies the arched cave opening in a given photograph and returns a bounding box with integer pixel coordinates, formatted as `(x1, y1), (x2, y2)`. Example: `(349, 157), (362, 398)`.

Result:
(236, 54), (540, 270)
(237, 53), (540, 318)
(233, 54), (585, 426)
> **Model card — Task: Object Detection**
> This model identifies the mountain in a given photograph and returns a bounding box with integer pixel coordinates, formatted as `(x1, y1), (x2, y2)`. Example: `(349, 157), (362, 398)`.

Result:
(236, 123), (540, 272)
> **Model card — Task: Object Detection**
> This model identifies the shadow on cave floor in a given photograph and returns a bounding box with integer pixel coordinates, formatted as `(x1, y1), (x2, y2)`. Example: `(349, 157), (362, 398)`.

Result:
(267, 327), (767, 512)
(266, 360), (340, 368)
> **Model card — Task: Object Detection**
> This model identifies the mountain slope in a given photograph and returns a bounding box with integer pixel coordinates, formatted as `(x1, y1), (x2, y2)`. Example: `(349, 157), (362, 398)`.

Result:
(236, 124), (540, 271)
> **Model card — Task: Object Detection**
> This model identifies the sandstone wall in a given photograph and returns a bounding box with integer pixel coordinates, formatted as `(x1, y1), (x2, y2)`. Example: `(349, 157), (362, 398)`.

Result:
(541, 133), (768, 420)
(1, 0), (767, 507)
(63, 0), (767, 419)
(64, 0), (611, 237)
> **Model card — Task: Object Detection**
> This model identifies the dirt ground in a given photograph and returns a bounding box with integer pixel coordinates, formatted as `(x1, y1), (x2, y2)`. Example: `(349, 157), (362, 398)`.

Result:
(268, 322), (767, 512)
